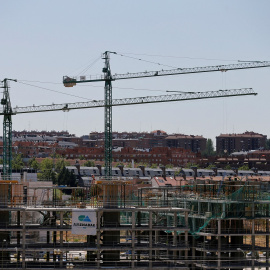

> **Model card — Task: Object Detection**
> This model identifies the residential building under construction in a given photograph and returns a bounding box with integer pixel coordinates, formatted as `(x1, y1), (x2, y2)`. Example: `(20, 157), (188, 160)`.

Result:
(0, 169), (270, 269)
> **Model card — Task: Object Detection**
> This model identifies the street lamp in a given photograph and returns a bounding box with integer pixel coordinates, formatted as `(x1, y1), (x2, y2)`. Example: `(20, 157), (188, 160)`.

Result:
(2, 239), (6, 269)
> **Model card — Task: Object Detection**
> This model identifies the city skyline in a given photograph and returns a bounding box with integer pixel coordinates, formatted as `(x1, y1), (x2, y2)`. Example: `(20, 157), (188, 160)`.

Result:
(9, 128), (269, 153)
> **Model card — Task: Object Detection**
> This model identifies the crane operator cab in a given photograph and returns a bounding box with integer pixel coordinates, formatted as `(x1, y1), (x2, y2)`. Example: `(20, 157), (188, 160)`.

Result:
(63, 76), (76, 87)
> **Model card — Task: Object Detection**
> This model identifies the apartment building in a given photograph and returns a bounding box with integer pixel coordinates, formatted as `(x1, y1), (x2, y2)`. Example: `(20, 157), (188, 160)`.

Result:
(216, 131), (267, 154)
(165, 134), (207, 152)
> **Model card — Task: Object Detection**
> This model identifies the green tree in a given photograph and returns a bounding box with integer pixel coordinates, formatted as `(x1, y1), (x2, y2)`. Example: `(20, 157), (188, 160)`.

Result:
(137, 162), (148, 168)
(224, 164), (231, 170)
(185, 162), (199, 169)
(151, 163), (158, 168)
(28, 157), (40, 170)
(116, 162), (124, 167)
(12, 154), (24, 170)
(55, 159), (69, 173)
(174, 168), (182, 176)
(202, 139), (216, 157)
(57, 167), (76, 193)
(238, 164), (249, 170)
(50, 152), (61, 159)
(165, 164), (174, 169)
(57, 167), (70, 185)
(205, 164), (216, 170)
(83, 160), (95, 167)
(39, 158), (56, 181)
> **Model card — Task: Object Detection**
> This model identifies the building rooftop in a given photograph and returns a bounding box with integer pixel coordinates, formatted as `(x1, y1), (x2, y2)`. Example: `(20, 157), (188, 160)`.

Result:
(217, 131), (266, 138)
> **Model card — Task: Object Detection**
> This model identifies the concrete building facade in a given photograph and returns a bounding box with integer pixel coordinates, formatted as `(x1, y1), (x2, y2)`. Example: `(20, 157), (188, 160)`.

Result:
(216, 131), (267, 154)
(165, 134), (207, 153)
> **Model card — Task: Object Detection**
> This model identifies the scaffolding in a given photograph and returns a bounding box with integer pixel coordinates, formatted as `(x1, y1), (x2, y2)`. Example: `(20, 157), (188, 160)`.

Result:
(0, 177), (270, 269)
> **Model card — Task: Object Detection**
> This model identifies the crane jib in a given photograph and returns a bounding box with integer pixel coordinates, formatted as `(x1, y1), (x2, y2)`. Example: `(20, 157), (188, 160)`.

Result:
(8, 88), (256, 115)
(62, 61), (270, 84)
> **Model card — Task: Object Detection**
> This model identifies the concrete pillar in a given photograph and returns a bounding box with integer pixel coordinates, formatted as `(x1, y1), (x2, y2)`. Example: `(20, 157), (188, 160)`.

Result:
(137, 211), (141, 261)
(103, 183), (120, 263)
(46, 212), (50, 262)
(59, 211), (63, 268)
(184, 212), (188, 266)
(22, 210), (26, 269)
(149, 211), (152, 270)
(185, 212), (188, 228)
(191, 237), (196, 270)
(155, 229), (159, 262)
(17, 211), (20, 265)
(173, 212), (177, 263)
(52, 211), (57, 262)
(251, 203), (255, 270)
(97, 211), (101, 268)
(266, 215), (269, 270)
(103, 211), (120, 262)
(132, 212), (135, 229)
(218, 220), (221, 269)
(131, 211), (135, 269)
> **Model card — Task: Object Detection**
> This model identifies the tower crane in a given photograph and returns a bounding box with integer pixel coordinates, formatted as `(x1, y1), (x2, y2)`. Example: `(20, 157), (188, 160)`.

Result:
(0, 79), (16, 178)
(0, 87), (256, 179)
(63, 51), (270, 179)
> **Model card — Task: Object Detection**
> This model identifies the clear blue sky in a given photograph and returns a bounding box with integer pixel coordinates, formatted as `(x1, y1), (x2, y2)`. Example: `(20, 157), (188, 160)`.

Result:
(1, 1), (269, 146)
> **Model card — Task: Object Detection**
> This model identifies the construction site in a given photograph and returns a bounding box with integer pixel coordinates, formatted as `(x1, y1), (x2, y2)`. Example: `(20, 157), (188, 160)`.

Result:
(0, 53), (270, 270)
(0, 173), (270, 269)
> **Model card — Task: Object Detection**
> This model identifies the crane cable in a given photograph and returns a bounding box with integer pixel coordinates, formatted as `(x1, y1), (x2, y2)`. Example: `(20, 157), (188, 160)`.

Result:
(114, 52), (180, 69)
(75, 56), (101, 77)
(16, 81), (92, 101)
(64, 55), (102, 77)
(117, 52), (241, 62)
(17, 79), (189, 93)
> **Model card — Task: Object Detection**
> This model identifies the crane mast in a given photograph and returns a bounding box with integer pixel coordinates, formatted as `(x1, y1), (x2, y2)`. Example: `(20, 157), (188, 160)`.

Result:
(103, 52), (113, 179)
(1, 79), (16, 178)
